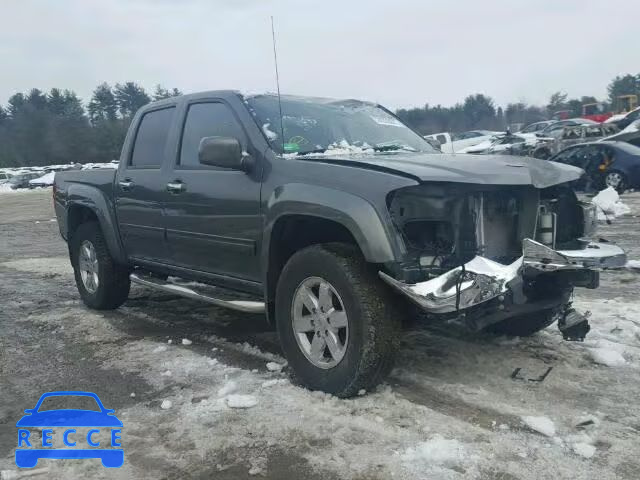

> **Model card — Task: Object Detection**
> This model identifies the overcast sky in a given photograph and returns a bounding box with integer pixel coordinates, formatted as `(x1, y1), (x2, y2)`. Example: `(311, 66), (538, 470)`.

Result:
(1, 0), (637, 109)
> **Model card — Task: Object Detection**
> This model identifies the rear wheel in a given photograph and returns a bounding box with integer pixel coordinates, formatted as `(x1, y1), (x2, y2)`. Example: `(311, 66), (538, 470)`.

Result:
(70, 222), (130, 310)
(275, 243), (400, 397)
(484, 309), (558, 337)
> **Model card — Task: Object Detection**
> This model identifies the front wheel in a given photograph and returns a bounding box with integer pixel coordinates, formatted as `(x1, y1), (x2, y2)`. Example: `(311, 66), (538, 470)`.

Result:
(275, 243), (400, 397)
(70, 222), (130, 310)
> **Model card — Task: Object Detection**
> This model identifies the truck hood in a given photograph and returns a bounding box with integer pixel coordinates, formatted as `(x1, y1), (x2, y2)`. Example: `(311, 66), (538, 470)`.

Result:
(301, 152), (583, 189)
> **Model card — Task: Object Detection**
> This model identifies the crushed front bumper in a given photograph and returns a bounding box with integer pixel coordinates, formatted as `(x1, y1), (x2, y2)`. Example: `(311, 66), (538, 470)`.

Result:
(380, 238), (626, 315)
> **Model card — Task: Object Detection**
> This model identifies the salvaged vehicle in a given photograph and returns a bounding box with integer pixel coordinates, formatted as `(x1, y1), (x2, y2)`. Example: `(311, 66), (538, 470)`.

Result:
(53, 91), (626, 397)
(549, 141), (640, 193)
(533, 124), (619, 159)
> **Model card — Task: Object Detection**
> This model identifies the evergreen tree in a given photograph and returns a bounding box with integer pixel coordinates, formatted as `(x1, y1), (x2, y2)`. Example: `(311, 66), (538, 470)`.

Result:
(114, 82), (151, 117)
(88, 83), (118, 124)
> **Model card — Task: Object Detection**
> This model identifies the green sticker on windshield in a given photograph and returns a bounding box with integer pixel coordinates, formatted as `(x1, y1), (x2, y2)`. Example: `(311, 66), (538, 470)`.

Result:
(284, 143), (300, 152)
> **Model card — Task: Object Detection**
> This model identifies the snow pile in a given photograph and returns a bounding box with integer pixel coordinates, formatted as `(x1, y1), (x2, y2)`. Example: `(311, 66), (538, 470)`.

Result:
(226, 394), (258, 409)
(266, 361), (283, 372)
(589, 347), (626, 367)
(572, 442), (596, 458)
(283, 140), (375, 158)
(217, 379), (238, 397)
(521, 416), (556, 437)
(400, 435), (467, 469)
(592, 187), (631, 220)
(626, 260), (640, 271)
(262, 123), (278, 141)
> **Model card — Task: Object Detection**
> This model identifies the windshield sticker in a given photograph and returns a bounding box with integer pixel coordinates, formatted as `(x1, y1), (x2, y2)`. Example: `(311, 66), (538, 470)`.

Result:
(283, 143), (300, 152)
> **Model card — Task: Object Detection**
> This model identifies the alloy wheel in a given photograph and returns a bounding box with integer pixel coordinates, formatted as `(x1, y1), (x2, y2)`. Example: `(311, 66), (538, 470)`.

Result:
(291, 276), (349, 369)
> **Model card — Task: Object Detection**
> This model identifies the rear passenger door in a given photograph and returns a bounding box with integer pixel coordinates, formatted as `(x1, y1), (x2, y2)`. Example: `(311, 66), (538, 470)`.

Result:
(162, 100), (262, 286)
(115, 106), (176, 262)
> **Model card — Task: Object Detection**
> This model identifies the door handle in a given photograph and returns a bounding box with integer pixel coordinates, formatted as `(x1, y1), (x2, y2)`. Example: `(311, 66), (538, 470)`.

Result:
(166, 181), (185, 193)
(119, 180), (134, 191)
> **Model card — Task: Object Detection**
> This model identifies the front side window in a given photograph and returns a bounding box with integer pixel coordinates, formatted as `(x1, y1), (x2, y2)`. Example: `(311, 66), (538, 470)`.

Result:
(179, 102), (247, 167)
(244, 94), (438, 155)
(130, 107), (175, 167)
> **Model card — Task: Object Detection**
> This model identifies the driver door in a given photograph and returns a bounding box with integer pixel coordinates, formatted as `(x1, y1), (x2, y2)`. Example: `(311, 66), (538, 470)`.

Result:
(162, 99), (263, 285)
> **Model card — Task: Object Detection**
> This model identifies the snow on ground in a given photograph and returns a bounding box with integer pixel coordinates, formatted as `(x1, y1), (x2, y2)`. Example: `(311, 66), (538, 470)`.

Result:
(7, 282), (638, 479)
(2, 191), (640, 479)
(521, 416), (556, 437)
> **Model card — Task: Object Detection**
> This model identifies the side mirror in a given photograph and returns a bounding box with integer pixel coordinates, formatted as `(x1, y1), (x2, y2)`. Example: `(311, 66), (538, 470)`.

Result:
(198, 136), (247, 171)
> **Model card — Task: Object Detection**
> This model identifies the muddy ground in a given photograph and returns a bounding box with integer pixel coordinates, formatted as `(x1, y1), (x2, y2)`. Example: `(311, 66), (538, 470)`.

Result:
(1, 189), (639, 480)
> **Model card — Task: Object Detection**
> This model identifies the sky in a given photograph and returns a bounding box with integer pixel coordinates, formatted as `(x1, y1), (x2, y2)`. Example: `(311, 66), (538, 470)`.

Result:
(1, 0), (638, 110)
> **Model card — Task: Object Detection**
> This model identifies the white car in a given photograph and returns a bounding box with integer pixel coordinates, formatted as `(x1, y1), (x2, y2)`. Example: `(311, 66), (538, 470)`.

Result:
(28, 171), (56, 188)
(425, 130), (502, 153)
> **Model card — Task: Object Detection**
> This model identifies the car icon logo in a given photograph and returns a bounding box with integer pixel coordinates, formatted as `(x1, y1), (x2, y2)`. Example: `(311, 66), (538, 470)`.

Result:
(15, 391), (123, 468)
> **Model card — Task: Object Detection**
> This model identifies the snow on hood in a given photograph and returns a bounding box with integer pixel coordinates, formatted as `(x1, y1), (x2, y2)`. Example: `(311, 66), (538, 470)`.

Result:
(29, 171), (56, 185)
(295, 150), (583, 188)
(621, 120), (640, 134)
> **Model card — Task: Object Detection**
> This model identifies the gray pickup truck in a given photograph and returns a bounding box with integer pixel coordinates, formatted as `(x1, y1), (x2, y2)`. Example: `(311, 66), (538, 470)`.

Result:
(54, 91), (626, 397)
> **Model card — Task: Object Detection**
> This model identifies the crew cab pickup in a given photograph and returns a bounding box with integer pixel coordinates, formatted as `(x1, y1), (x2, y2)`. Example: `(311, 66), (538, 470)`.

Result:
(54, 91), (626, 397)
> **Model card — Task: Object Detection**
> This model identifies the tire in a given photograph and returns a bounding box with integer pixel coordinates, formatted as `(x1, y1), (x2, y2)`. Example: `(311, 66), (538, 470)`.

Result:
(603, 170), (627, 194)
(70, 222), (130, 310)
(484, 309), (558, 337)
(275, 243), (400, 397)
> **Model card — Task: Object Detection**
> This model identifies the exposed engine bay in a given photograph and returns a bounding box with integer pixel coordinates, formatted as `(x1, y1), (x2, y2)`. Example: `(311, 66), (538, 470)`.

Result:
(383, 183), (624, 339)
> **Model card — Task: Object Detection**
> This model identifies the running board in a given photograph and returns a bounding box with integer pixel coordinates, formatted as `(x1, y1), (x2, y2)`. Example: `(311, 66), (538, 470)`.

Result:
(129, 273), (265, 314)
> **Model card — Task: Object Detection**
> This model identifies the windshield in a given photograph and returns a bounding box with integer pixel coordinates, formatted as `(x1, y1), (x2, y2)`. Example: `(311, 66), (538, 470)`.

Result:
(244, 94), (438, 155)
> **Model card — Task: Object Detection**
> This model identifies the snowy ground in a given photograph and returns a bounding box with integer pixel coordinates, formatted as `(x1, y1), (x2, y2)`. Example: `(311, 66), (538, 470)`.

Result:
(1, 189), (640, 479)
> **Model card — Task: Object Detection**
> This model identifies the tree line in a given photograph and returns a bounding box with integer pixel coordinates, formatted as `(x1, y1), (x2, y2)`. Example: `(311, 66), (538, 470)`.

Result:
(0, 74), (638, 168)
(396, 73), (640, 135)
(0, 82), (181, 168)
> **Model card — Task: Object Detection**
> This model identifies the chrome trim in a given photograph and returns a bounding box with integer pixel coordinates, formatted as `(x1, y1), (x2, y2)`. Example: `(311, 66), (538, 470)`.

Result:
(130, 273), (265, 313)
(380, 237), (626, 314)
(523, 238), (627, 270)
(380, 256), (521, 314)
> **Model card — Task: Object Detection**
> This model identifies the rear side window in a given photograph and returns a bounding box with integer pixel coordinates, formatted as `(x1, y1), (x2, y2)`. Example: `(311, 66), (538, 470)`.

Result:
(179, 102), (246, 167)
(130, 107), (175, 167)
(436, 134), (447, 144)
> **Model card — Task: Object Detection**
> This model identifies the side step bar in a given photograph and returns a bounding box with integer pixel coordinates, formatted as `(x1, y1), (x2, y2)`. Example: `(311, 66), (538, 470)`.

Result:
(129, 273), (265, 314)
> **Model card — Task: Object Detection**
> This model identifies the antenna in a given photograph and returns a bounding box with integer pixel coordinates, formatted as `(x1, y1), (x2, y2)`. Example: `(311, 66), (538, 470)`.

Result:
(271, 16), (285, 153)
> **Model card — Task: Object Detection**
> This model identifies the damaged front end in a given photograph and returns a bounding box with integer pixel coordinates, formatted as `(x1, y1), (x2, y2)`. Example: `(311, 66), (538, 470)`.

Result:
(382, 183), (626, 340)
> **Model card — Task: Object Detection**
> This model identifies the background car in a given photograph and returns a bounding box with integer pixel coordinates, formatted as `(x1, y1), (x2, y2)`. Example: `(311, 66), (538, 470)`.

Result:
(0, 172), (14, 185)
(425, 130), (501, 153)
(537, 118), (598, 138)
(532, 123), (619, 159)
(518, 120), (556, 134)
(28, 171), (56, 188)
(548, 141), (640, 193)
(7, 172), (40, 189)
(605, 106), (640, 130)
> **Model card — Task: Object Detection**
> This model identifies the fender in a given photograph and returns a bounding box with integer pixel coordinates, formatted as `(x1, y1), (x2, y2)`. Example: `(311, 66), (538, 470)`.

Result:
(65, 183), (127, 264)
(262, 183), (399, 274)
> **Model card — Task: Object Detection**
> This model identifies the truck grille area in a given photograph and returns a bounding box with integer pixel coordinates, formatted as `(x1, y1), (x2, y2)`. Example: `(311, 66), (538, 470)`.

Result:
(388, 184), (588, 283)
